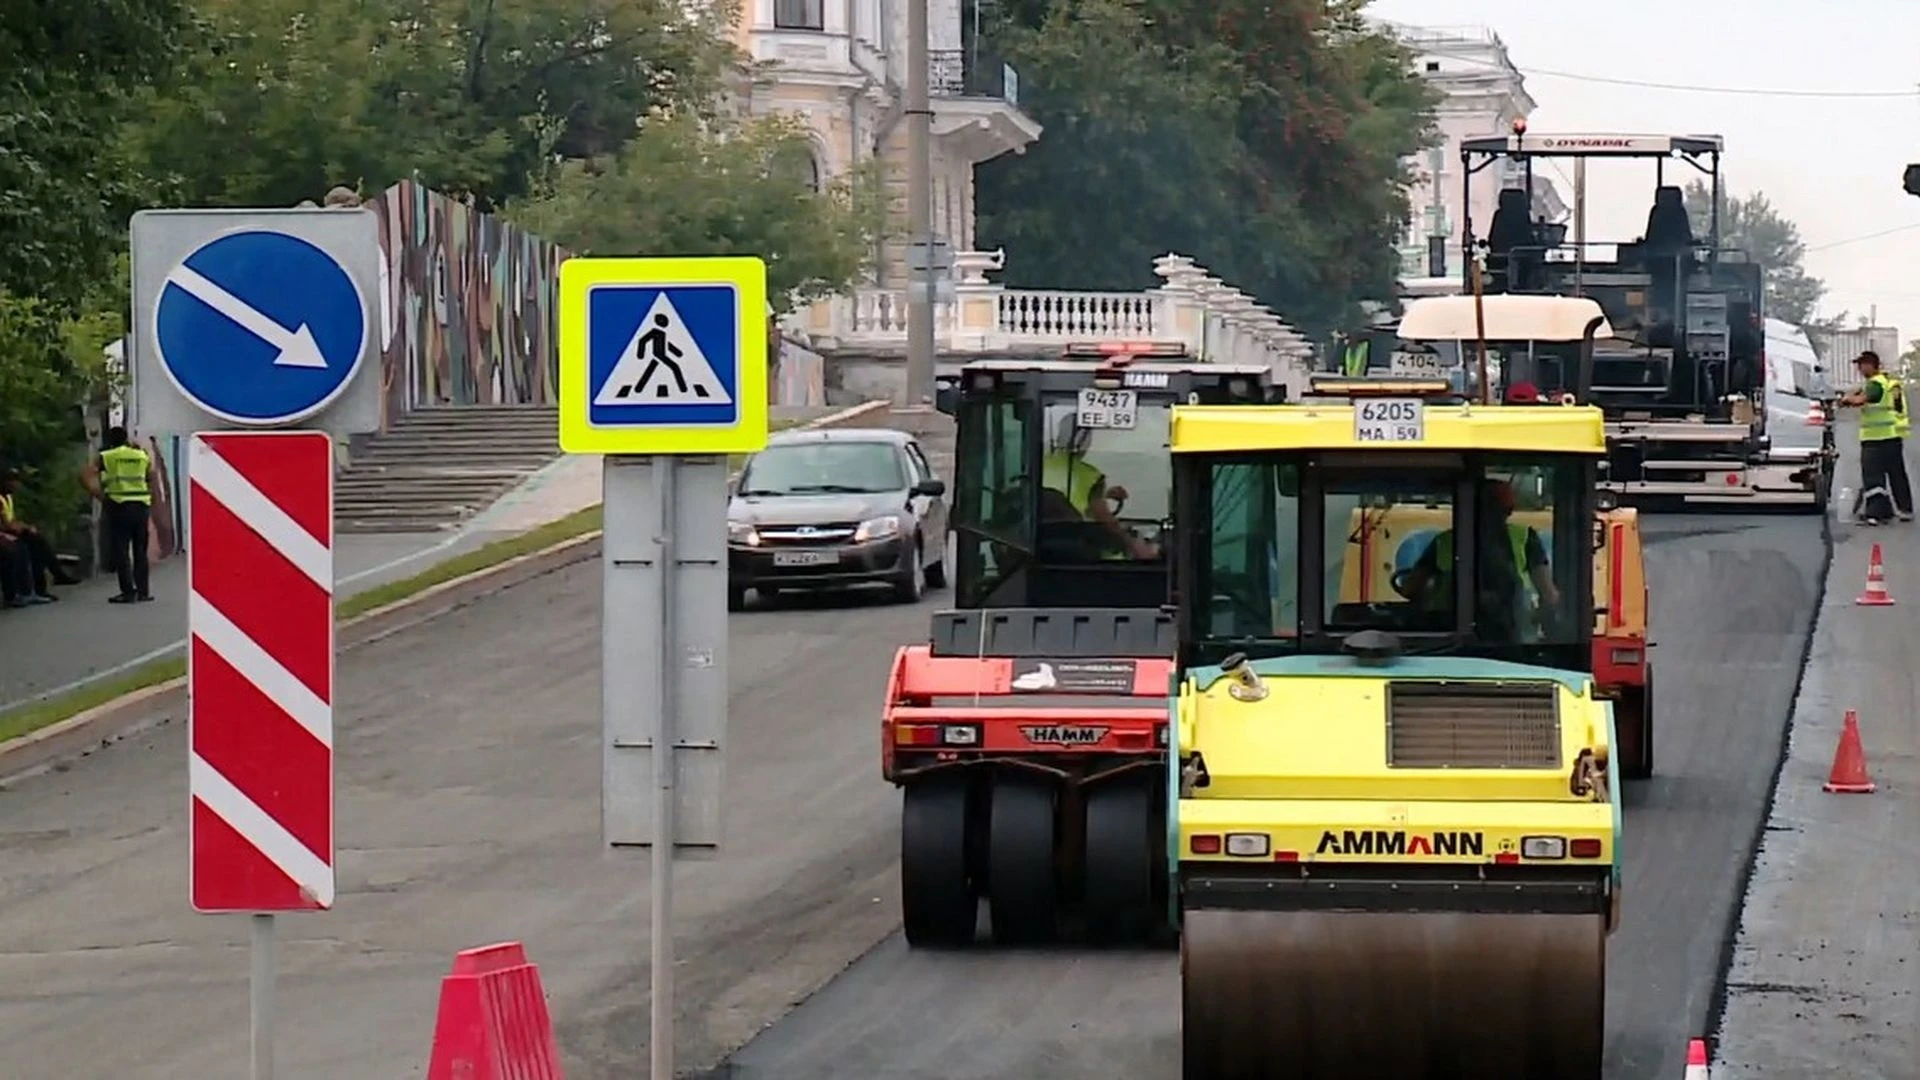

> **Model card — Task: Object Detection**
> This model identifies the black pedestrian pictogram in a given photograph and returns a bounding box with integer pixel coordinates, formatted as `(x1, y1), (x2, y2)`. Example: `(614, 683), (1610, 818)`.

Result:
(614, 313), (709, 400)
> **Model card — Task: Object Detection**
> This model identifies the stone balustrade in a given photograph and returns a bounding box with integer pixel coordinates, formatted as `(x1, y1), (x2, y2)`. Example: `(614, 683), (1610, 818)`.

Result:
(786, 251), (1319, 396)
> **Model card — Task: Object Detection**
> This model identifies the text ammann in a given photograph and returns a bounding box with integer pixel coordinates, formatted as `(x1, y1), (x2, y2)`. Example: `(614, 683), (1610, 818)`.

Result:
(1314, 830), (1485, 856)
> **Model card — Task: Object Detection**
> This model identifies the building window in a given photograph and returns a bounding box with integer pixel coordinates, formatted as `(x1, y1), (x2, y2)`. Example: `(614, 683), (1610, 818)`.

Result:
(774, 0), (824, 30)
(807, 153), (823, 192)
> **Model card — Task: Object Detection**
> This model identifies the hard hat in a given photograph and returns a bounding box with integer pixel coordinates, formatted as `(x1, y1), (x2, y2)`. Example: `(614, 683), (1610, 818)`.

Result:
(1052, 410), (1088, 453)
(1505, 381), (1542, 404)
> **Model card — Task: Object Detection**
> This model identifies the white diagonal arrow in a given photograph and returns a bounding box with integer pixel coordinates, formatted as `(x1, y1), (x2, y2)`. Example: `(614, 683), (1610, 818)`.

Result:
(166, 265), (328, 369)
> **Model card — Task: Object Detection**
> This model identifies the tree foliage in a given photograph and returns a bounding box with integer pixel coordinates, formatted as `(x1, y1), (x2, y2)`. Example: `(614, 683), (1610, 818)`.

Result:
(1, 0), (189, 311)
(975, 0), (1438, 333)
(510, 111), (887, 308)
(128, 0), (741, 210)
(1682, 181), (1825, 326)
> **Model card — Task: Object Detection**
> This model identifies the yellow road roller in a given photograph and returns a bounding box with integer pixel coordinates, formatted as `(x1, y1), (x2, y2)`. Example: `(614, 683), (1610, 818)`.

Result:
(1167, 382), (1622, 1078)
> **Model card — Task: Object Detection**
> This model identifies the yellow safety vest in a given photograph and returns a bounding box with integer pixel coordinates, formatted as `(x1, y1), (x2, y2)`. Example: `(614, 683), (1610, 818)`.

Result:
(1426, 525), (1534, 607)
(1343, 341), (1369, 376)
(1861, 374), (1899, 442)
(1895, 379), (1910, 437)
(101, 446), (153, 504)
(1042, 453), (1103, 512)
(0, 493), (12, 525)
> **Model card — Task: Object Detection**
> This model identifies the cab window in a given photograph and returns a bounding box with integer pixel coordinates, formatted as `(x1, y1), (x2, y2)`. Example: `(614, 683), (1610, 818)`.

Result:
(1322, 471), (1457, 633)
(1035, 397), (1170, 563)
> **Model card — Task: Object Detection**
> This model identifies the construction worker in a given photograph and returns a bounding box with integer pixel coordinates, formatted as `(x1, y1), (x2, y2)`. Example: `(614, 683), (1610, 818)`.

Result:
(1041, 413), (1157, 559)
(82, 427), (160, 602)
(1840, 351), (1911, 524)
(1397, 478), (1559, 640)
(1341, 338), (1370, 377)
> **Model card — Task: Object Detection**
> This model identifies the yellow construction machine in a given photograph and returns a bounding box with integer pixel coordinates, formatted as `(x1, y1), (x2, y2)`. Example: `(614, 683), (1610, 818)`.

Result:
(1168, 384), (1622, 1078)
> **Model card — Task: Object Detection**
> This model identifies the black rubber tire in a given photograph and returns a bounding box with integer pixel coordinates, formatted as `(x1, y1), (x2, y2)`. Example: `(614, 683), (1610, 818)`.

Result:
(1617, 668), (1654, 781)
(1083, 779), (1158, 945)
(727, 585), (747, 612)
(901, 779), (977, 947)
(892, 539), (925, 603)
(987, 776), (1059, 945)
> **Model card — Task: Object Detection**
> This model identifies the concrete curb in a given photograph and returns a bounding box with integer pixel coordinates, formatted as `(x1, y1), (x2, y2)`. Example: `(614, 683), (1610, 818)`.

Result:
(0, 399), (894, 782)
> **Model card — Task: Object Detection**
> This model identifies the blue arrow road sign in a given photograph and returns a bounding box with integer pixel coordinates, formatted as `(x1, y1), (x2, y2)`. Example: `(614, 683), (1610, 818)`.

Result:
(153, 229), (369, 425)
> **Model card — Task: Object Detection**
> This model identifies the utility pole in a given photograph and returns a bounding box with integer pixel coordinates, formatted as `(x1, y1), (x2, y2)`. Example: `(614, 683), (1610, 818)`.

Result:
(904, 0), (935, 405)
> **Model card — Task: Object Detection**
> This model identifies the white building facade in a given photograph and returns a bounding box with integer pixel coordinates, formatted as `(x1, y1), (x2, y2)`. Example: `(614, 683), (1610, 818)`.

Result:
(733, 0), (1041, 286)
(1384, 23), (1566, 295)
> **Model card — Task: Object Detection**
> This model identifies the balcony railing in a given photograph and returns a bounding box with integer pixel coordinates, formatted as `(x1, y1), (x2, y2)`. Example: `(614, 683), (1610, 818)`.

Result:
(929, 48), (1021, 106)
(788, 252), (1316, 391)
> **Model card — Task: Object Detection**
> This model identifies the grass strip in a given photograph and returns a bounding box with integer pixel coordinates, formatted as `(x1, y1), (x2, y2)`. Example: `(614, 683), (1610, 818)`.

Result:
(0, 504), (607, 746)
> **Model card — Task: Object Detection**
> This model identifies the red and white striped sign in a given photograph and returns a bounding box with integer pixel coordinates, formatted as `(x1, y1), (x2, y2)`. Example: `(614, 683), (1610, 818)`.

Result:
(188, 430), (335, 912)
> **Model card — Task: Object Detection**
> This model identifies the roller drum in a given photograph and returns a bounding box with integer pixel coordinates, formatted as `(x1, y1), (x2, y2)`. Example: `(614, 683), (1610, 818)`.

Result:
(1181, 908), (1605, 1080)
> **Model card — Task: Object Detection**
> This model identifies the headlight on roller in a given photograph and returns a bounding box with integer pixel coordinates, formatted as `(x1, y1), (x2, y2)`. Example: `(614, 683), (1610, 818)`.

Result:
(854, 515), (902, 542)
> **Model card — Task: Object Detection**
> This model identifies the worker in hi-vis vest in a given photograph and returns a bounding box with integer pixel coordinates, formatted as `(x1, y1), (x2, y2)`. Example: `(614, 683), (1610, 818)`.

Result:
(82, 425), (160, 603)
(1342, 338), (1370, 377)
(1040, 412), (1157, 559)
(1396, 478), (1559, 641)
(1840, 350), (1912, 524)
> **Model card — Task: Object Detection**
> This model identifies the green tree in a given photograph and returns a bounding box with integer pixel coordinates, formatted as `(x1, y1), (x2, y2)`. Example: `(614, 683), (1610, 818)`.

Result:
(1682, 181), (1825, 325)
(975, 0), (1437, 333)
(128, 0), (738, 209)
(0, 0), (189, 310)
(509, 110), (887, 307)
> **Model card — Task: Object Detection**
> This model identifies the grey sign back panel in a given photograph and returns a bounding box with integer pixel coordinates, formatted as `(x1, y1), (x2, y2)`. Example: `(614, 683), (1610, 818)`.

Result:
(129, 208), (382, 438)
(602, 454), (729, 850)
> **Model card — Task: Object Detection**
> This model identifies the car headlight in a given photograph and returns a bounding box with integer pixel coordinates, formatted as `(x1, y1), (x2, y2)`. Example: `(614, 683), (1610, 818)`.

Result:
(728, 521), (761, 546)
(854, 515), (902, 542)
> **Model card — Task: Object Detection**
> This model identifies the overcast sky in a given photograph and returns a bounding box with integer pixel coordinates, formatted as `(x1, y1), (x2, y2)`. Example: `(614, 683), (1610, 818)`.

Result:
(1367, 0), (1920, 344)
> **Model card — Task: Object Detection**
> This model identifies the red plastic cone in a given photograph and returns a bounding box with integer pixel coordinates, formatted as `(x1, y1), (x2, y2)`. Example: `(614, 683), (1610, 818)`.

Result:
(1684, 1038), (1710, 1078)
(1856, 543), (1895, 606)
(1823, 710), (1876, 794)
(1806, 402), (1825, 426)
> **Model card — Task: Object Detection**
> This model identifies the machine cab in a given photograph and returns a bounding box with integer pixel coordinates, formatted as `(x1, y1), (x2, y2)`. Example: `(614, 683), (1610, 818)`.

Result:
(1170, 382), (1604, 675)
(1395, 293), (1609, 405)
(952, 344), (1277, 610)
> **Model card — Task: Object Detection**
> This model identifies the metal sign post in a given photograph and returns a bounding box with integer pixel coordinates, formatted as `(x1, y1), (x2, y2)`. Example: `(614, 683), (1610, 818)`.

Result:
(558, 256), (768, 1076)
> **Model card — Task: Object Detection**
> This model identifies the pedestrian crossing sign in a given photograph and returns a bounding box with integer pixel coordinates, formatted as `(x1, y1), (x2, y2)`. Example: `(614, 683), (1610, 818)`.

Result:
(558, 256), (768, 454)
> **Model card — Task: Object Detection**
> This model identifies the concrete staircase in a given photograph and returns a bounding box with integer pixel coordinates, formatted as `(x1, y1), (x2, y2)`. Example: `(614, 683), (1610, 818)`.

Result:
(336, 406), (561, 534)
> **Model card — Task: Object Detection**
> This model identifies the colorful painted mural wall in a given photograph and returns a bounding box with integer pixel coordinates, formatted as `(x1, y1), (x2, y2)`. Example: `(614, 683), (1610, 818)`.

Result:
(368, 179), (566, 421)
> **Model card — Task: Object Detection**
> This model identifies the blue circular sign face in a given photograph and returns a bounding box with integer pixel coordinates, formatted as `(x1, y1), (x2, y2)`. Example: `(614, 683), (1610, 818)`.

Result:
(153, 229), (368, 425)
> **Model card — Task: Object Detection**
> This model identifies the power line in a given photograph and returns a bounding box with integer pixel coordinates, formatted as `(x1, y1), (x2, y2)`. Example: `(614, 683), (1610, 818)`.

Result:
(1410, 45), (1920, 99)
(1806, 223), (1920, 252)
(1518, 67), (1919, 98)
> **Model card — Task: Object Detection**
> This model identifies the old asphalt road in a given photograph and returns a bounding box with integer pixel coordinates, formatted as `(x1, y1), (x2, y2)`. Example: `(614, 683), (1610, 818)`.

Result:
(717, 512), (1829, 1080)
(0, 430), (961, 1078)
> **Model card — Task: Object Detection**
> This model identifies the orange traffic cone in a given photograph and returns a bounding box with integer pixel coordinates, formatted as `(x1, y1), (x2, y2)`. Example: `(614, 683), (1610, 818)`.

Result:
(1684, 1038), (1710, 1079)
(1856, 543), (1895, 606)
(1823, 709), (1876, 794)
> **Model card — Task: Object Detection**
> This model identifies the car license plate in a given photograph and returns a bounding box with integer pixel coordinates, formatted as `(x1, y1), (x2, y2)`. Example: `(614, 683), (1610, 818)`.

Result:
(773, 550), (839, 567)
(1353, 398), (1425, 442)
(1076, 388), (1137, 429)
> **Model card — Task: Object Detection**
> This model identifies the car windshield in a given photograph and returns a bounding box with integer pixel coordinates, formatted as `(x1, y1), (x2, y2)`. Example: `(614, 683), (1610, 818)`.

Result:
(1196, 452), (1586, 655)
(737, 441), (905, 495)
